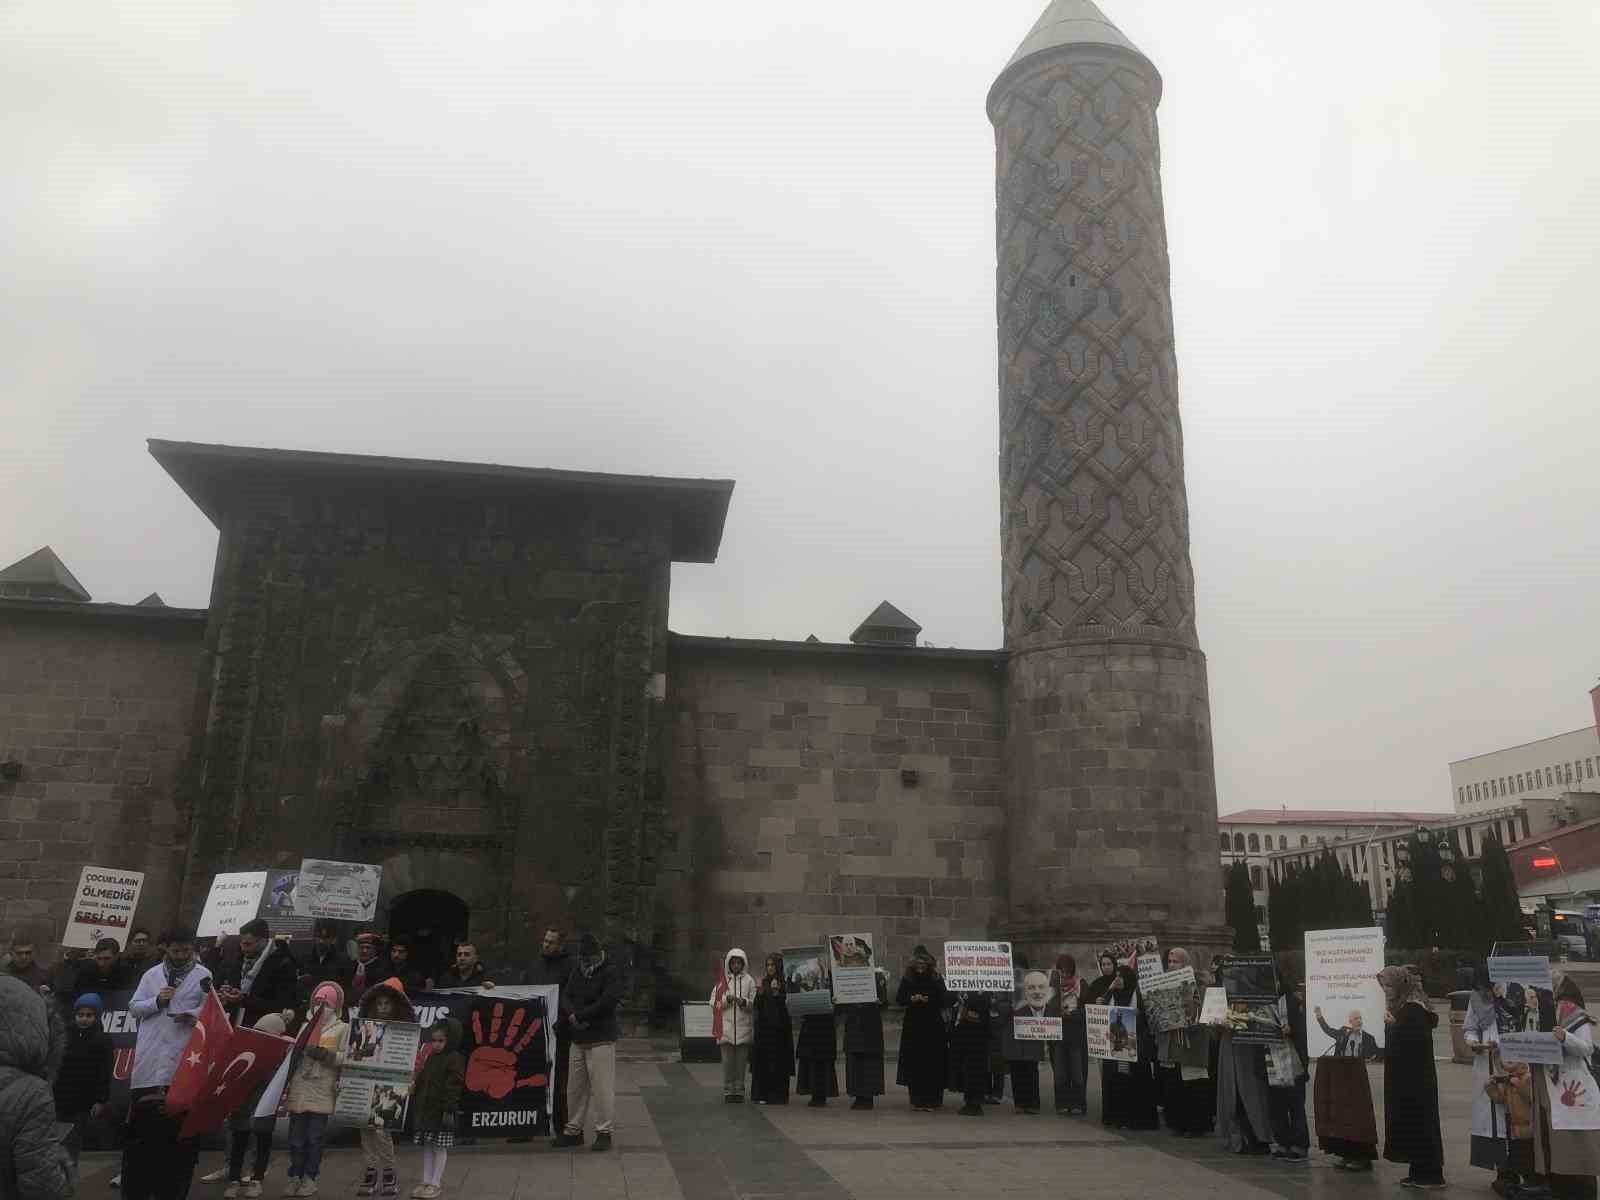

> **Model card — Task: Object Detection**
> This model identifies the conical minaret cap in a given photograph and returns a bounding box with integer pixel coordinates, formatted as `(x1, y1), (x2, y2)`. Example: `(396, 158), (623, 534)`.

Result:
(988, 0), (1160, 119)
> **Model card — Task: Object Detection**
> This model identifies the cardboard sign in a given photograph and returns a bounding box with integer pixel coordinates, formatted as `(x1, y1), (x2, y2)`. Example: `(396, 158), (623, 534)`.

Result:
(828, 933), (878, 1005)
(197, 872), (269, 938)
(1218, 954), (1278, 1003)
(1013, 1014), (1063, 1041)
(944, 940), (1014, 993)
(1306, 927), (1386, 1057)
(1086, 1004), (1138, 1062)
(63, 866), (145, 949)
(1199, 987), (1229, 1026)
(1144, 966), (1198, 1033)
(1499, 1032), (1564, 1066)
(1135, 953), (1163, 990)
(782, 944), (833, 1016)
(1488, 957), (1554, 993)
(294, 859), (382, 921)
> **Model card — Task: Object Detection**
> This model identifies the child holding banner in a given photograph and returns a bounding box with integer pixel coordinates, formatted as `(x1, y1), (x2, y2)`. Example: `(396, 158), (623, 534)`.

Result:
(353, 978), (416, 1197)
(411, 1019), (466, 1200)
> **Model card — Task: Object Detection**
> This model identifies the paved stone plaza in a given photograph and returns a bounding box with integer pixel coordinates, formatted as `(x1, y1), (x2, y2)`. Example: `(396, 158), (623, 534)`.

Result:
(78, 1014), (1488, 1200)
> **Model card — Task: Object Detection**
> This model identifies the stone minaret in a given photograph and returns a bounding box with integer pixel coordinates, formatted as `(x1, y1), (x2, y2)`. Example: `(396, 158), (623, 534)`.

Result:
(989, 1), (1226, 954)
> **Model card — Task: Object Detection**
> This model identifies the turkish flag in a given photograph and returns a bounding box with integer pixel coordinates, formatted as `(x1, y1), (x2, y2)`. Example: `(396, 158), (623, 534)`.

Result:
(180, 1026), (292, 1138)
(165, 988), (233, 1114)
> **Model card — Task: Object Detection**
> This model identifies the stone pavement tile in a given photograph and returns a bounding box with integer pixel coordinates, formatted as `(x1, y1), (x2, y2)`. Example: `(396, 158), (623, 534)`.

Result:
(616, 1093), (664, 1146)
(762, 1101), (1120, 1148)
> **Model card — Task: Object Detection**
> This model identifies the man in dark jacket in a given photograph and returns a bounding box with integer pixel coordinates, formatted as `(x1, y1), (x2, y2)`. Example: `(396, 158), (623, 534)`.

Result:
(346, 931), (390, 1009)
(437, 942), (496, 989)
(4, 931), (50, 992)
(386, 939), (428, 994)
(0, 974), (74, 1199)
(523, 928), (574, 1135)
(73, 938), (132, 999)
(299, 921), (351, 1004)
(552, 933), (623, 1152)
(219, 919), (300, 1029)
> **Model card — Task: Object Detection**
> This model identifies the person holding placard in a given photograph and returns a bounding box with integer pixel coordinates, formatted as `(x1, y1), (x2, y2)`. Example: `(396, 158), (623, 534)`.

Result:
(1530, 976), (1600, 1199)
(795, 1007), (838, 1108)
(1465, 966), (1511, 1186)
(950, 990), (991, 1117)
(1100, 965), (1157, 1131)
(1378, 965), (1446, 1189)
(1000, 962), (1046, 1115)
(1156, 948), (1212, 1138)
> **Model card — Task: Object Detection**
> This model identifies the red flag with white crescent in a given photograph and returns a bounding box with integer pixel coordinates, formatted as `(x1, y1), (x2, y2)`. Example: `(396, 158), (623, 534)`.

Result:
(165, 987), (232, 1114)
(180, 1025), (292, 1138)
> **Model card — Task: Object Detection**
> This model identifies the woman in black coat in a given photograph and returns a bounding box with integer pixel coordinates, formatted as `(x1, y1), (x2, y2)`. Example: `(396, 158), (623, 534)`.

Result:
(750, 954), (793, 1105)
(1101, 965), (1158, 1130)
(1379, 965), (1445, 1187)
(895, 949), (948, 1111)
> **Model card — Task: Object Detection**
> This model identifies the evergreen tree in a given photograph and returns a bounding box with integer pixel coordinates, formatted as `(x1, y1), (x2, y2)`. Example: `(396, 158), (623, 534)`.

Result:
(1226, 860), (1261, 952)
(1477, 831), (1526, 947)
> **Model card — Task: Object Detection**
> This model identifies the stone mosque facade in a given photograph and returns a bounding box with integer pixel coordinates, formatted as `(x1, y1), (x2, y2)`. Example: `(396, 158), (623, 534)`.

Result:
(0, 2), (1225, 1010)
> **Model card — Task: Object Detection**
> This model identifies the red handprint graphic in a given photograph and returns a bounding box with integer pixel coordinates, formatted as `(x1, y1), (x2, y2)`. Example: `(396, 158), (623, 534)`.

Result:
(1561, 1078), (1588, 1107)
(465, 1002), (547, 1100)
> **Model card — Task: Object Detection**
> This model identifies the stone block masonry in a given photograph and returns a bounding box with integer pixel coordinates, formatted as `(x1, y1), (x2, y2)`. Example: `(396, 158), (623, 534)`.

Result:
(658, 637), (1007, 997)
(0, 601), (204, 940)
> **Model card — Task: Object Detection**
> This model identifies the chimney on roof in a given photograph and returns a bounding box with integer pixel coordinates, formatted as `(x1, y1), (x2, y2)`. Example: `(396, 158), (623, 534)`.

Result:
(849, 601), (922, 648)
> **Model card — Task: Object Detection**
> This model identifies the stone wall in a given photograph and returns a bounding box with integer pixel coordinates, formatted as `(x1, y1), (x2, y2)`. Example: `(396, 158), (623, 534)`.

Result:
(658, 637), (1008, 998)
(178, 475), (674, 969)
(0, 603), (204, 943)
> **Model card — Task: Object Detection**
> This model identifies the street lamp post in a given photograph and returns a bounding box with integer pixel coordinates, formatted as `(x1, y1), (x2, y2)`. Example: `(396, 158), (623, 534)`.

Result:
(1539, 844), (1576, 907)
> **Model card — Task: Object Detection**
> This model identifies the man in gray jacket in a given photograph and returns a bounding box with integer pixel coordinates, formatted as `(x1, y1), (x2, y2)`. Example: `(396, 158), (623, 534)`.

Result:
(0, 974), (74, 1199)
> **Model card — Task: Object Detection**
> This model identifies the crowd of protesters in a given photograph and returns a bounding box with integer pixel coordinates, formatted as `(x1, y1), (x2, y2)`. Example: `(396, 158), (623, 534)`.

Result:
(9, 920), (1600, 1200)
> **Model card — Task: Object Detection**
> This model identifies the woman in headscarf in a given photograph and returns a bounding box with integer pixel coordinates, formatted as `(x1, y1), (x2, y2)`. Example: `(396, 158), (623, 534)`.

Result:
(1215, 997), (1275, 1155)
(1050, 954), (1087, 1116)
(1100, 964), (1158, 1130)
(895, 946), (948, 1111)
(1158, 948), (1213, 1138)
(750, 954), (793, 1105)
(949, 989), (991, 1117)
(1378, 964), (1445, 1188)
(1465, 965), (1509, 1186)
(795, 1005), (838, 1108)
(1082, 953), (1117, 1007)
(1530, 975), (1600, 1200)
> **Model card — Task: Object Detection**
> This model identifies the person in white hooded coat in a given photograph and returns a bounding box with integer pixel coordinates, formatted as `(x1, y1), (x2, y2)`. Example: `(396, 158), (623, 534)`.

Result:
(713, 949), (758, 1102)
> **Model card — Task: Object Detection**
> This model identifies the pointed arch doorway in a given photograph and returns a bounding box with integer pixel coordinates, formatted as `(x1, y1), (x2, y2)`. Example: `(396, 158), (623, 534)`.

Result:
(389, 888), (468, 986)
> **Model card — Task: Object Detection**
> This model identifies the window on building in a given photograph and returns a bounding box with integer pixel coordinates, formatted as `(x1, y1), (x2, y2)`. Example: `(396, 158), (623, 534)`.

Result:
(1517, 774), (1524, 791)
(1522, 811), (1531, 838)
(1250, 867), (1264, 890)
(1466, 825), (1475, 857)
(1279, 835), (1287, 849)
(1317, 836), (1327, 846)
(1457, 787), (1465, 805)
(1248, 833), (1260, 852)
(1220, 833), (1230, 852)
(1588, 758), (1595, 779)
(1234, 833), (1245, 852)
(1547, 768), (1554, 786)
(1300, 835), (1309, 847)
(1383, 842), (1391, 865)
(1505, 819), (1516, 845)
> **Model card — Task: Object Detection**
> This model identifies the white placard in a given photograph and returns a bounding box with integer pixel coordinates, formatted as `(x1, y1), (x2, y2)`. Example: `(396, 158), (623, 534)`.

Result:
(828, 933), (878, 1005)
(1488, 956), (1554, 992)
(1136, 953), (1163, 990)
(294, 859), (382, 921)
(943, 940), (1013, 992)
(1013, 1014), (1062, 1041)
(1198, 986), (1229, 1026)
(1306, 926), (1386, 1058)
(1086, 1004), (1138, 1062)
(1499, 1032), (1564, 1066)
(681, 1002), (714, 1040)
(197, 871), (269, 938)
(63, 866), (145, 949)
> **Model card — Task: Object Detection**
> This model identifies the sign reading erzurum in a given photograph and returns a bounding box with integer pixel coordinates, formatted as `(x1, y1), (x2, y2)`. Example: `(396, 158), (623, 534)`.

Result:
(1305, 926), (1386, 1058)
(944, 940), (1013, 992)
(63, 866), (145, 949)
(294, 859), (382, 921)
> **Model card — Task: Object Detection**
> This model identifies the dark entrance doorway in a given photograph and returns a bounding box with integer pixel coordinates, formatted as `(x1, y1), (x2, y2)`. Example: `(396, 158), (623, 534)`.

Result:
(388, 889), (467, 986)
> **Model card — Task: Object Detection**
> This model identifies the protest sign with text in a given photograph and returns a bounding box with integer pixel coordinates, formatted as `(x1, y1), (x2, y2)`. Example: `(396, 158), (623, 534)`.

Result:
(63, 866), (144, 949)
(197, 872), (269, 938)
(1086, 1004), (1138, 1062)
(295, 859), (382, 921)
(828, 933), (878, 1005)
(1488, 957), (1554, 993)
(334, 1018), (420, 1128)
(782, 944), (834, 1016)
(1499, 1032), (1563, 1066)
(944, 940), (1013, 992)
(1144, 966), (1199, 1033)
(1306, 926), (1386, 1058)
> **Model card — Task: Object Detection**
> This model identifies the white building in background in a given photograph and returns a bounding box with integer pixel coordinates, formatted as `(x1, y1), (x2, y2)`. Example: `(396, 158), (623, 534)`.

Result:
(1451, 727), (1600, 816)
(1218, 808), (1443, 927)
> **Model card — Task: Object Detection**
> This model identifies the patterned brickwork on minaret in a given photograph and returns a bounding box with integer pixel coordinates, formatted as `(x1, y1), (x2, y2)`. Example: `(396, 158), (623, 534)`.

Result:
(990, 1), (1227, 954)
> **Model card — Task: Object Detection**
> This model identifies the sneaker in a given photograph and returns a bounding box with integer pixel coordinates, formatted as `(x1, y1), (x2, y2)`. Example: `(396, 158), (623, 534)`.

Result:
(1279, 1150), (1306, 1162)
(111, 1176), (121, 1190)
(204, 1169), (231, 1185)
(551, 1132), (583, 1149)
(281, 1181), (301, 1198)
(356, 1167), (377, 1197)
(225, 1186), (242, 1199)
(244, 1184), (263, 1199)
(591, 1132), (612, 1153)
(301, 1184), (318, 1198)
(410, 1188), (426, 1199)
(379, 1170), (399, 1198)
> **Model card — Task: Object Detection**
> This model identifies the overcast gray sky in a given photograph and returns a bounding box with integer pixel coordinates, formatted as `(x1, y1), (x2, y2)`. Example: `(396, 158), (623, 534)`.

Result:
(4, 1), (1598, 818)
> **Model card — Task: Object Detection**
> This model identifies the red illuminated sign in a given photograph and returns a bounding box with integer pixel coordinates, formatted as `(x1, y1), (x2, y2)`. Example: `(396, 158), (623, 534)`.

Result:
(1533, 857), (1558, 868)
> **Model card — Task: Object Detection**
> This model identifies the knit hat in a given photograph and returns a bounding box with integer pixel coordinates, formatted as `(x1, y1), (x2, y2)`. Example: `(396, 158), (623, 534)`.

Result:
(74, 993), (104, 1014)
(311, 981), (345, 1012)
(253, 1012), (287, 1036)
